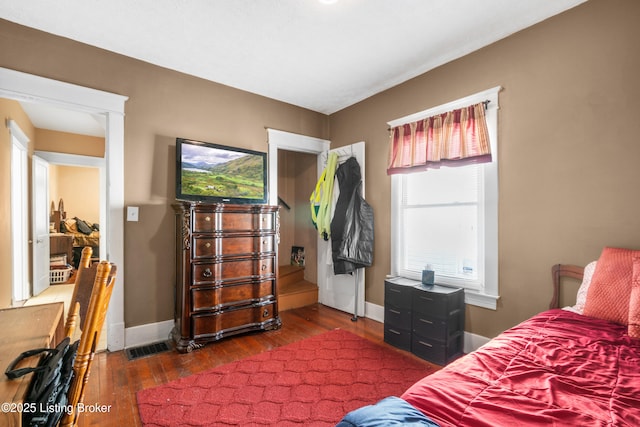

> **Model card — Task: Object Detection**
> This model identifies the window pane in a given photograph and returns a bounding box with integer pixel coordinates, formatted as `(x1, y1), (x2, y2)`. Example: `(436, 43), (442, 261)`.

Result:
(402, 204), (478, 280)
(405, 166), (479, 206)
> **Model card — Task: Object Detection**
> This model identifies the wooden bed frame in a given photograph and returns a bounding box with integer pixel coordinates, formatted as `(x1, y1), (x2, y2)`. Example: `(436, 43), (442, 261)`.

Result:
(549, 264), (584, 309)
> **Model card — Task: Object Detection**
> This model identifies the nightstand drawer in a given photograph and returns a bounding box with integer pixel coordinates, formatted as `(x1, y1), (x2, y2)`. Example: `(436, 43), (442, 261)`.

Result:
(412, 311), (463, 342)
(385, 305), (412, 328)
(385, 280), (414, 309)
(384, 325), (412, 351)
(412, 284), (464, 319)
(412, 290), (449, 318)
(412, 332), (463, 365)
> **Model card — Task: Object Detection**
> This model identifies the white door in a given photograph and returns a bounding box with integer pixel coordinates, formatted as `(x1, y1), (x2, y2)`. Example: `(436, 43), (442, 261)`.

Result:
(32, 155), (50, 296)
(318, 141), (366, 318)
(9, 121), (30, 302)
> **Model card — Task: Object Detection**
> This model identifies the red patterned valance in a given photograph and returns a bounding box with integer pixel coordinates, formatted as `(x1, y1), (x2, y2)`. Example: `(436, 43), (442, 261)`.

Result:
(387, 102), (491, 175)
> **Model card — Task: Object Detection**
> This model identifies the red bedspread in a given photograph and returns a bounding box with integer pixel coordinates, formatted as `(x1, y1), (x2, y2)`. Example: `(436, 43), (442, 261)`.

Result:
(402, 309), (640, 426)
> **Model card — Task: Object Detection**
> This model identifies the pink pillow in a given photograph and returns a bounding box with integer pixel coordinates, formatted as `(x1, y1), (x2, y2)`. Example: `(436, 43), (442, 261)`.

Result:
(629, 257), (640, 338)
(583, 247), (640, 325)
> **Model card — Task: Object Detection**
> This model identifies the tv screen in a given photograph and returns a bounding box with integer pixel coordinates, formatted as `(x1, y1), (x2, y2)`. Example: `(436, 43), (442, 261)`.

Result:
(176, 138), (268, 204)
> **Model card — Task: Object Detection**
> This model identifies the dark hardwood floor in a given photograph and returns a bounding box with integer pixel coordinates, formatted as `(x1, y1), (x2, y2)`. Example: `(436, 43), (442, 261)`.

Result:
(78, 304), (437, 426)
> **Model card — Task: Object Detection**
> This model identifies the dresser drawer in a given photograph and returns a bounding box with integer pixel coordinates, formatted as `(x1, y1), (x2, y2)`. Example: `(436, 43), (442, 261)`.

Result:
(192, 303), (275, 339)
(193, 235), (274, 259)
(412, 311), (463, 342)
(191, 280), (274, 311)
(384, 280), (414, 309)
(193, 257), (274, 284)
(193, 212), (274, 233)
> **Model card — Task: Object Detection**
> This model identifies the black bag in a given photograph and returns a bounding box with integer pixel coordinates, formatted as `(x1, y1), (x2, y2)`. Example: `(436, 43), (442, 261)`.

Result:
(74, 217), (93, 235)
(5, 337), (79, 427)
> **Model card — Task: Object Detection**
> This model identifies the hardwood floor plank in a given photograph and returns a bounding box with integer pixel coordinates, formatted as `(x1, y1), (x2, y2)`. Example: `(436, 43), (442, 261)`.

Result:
(75, 304), (437, 426)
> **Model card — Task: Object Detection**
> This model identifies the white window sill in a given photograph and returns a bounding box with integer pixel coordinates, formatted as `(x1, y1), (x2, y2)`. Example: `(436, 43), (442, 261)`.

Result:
(464, 289), (499, 310)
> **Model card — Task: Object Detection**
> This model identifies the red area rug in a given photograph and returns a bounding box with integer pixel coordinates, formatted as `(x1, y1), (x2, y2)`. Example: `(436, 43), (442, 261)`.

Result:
(136, 329), (435, 426)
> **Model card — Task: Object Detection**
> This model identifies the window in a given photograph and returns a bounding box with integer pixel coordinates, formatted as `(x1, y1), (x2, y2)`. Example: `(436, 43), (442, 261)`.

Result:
(390, 87), (500, 309)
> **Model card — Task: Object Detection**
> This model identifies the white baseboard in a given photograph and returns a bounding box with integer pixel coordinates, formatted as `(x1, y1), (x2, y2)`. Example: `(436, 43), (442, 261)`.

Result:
(364, 301), (384, 323)
(464, 331), (491, 353)
(125, 319), (174, 349)
(107, 321), (126, 352)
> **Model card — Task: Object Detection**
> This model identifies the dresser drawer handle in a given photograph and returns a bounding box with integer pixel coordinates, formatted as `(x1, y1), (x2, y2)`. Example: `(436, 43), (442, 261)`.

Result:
(418, 340), (433, 348)
(205, 242), (211, 248)
(204, 216), (211, 222)
(263, 308), (270, 317)
(261, 264), (267, 271)
(202, 268), (213, 278)
(390, 309), (401, 314)
(419, 318), (433, 325)
(388, 329), (401, 335)
(420, 296), (434, 302)
(389, 288), (401, 293)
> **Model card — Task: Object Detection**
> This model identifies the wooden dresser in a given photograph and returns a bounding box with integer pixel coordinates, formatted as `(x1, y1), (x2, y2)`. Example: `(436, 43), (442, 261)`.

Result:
(172, 202), (281, 353)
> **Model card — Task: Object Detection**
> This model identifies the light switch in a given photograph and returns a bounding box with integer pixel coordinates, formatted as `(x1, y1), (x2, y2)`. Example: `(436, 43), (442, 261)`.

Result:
(127, 206), (139, 222)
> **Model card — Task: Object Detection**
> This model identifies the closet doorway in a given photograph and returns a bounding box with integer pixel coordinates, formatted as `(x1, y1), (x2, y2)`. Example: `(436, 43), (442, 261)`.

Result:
(267, 129), (366, 319)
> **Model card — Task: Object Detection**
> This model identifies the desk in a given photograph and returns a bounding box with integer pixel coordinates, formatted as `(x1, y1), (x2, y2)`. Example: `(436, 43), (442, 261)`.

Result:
(0, 303), (64, 427)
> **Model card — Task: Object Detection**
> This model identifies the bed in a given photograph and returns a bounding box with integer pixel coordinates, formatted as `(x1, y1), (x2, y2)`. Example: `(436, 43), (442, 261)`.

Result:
(338, 247), (640, 426)
(50, 200), (100, 267)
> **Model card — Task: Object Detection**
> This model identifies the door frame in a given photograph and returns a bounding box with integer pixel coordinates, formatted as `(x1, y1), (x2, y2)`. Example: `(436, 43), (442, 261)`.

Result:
(266, 128), (330, 292)
(0, 67), (128, 351)
(7, 120), (30, 302)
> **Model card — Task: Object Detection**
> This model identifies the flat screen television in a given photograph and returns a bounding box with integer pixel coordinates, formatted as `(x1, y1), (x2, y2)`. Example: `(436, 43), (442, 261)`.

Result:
(176, 138), (268, 204)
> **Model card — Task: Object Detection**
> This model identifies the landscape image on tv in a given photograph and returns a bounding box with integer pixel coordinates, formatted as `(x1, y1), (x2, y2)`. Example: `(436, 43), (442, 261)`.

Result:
(180, 140), (265, 201)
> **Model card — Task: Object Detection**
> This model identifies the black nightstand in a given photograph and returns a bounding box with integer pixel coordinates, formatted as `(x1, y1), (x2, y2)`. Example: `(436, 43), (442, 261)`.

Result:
(384, 277), (465, 365)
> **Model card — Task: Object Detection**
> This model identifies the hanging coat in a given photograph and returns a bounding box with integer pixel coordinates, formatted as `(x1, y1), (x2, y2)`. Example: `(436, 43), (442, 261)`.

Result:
(310, 152), (338, 241)
(330, 157), (374, 275)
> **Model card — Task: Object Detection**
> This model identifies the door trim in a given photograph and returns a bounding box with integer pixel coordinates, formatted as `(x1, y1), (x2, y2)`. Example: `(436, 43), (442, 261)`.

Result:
(7, 120), (30, 302)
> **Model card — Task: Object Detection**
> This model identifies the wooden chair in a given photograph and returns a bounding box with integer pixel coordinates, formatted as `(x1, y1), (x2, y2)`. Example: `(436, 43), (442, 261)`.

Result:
(64, 247), (98, 339)
(60, 260), (117, 427)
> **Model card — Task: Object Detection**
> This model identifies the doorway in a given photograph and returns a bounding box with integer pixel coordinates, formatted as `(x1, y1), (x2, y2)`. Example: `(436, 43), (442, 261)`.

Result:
(266, 129), (366, 318)
(0, 67), (127, 351)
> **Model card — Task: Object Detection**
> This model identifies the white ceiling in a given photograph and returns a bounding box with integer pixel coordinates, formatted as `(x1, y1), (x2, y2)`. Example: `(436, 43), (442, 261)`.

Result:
(2, 0), (587, 134)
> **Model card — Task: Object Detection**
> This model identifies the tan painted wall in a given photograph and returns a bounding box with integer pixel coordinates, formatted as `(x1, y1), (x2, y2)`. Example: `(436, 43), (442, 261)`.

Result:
(0, 19), (329, 327)
(35, 128), (104, 157)
(49, 164), (100, 224)
(328, 0), (640, 337)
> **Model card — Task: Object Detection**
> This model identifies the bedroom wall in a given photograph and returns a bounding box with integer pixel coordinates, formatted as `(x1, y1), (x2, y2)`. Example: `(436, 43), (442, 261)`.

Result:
(0, 19), (329, 327)
(328, 0), (640, 338)
(49, 164), (100, 224)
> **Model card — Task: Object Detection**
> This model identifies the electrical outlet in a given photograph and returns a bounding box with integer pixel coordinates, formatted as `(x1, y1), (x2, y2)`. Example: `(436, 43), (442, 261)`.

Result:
(127, 206), (139, 222)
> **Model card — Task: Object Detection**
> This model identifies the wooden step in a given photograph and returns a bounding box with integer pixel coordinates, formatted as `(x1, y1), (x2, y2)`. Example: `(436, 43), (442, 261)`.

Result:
(278, 265), (318, 311)
(279, 265), (305, 288)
